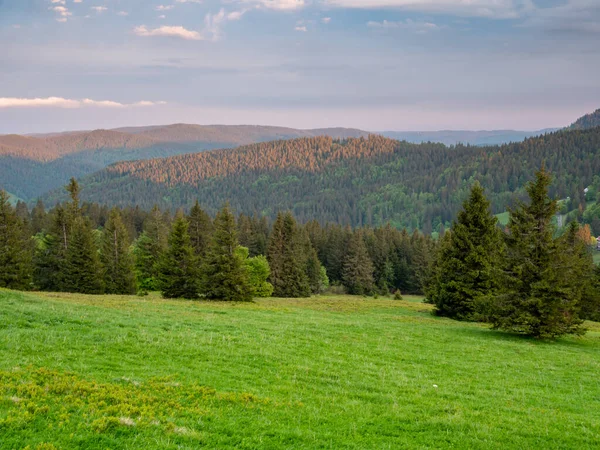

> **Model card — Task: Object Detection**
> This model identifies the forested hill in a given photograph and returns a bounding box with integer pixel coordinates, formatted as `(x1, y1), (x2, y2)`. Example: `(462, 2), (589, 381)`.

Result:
(0, 125), (368, 201)
(568, 109), (600, 130)
(47, 127), (600, 231)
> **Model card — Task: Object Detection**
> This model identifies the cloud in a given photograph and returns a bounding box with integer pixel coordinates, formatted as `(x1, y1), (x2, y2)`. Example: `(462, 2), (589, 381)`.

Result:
(241, 0), (305, 11)
(521, 1), (600, 35)
(50, 0), (66, 4)
(322, 17), (331, 24)
(133, 25), (204, 40)
(175, 0), (203, 3)
(227, 9), (249, 21)
(155, 5), (175, 11)
(295, 25), (307, 31)
(74, 0), (82, 3)
(117, 11), (129, 16)
(91, 6), (107, 13)
(322, 0), (534, 19)
(50, 5), (72, 21)
(0, 97), (166, 109)
(368, 19), (439, 33)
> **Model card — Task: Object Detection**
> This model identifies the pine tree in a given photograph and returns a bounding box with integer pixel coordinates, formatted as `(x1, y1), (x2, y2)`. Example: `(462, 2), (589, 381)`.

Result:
(342, 231), (374, 295)
(133, 206), (168, 291)
(0, 190), (33, 290)
(491, 168), (585, 338)
(306, 246), (327, 295)
(157, 215), (200, 299)
(425, 182), (504, 321)
(202, 204), (252, 301)
(267, 212), (311, 298)
(34, 205), (71, 291)
(31, 199), (47, 234)
(100, 209), (137, 295)
(63, 217), (104, 294)
(187, 200), (213, 258)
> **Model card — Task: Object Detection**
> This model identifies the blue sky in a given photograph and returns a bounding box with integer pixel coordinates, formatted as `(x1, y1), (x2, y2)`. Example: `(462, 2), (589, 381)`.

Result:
(0, 0), (599, 133)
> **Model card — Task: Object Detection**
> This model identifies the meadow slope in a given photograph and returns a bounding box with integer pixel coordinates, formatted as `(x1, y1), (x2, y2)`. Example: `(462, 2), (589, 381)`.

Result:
(0, 290), (599, 449)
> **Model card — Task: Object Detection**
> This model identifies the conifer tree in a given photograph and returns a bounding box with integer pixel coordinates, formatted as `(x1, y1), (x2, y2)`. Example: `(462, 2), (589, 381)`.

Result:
(0, 190), (33, 290)
(31, 199), (47, 234)
(342, 231), (374, 295)
(63, 216), (104, 294)
(34, 206), (70, 291)
(100, 209), (137, 295)
(491, 168), (585, 338)
(187, 200), (213, 258)
(425, 182), (504, 321)
(157, 215), (200, 299)
(203, 204), (252, 301)
(306, 246), (328, 294)
(133, 206), (168, 291)
(267, 212), (311, 298)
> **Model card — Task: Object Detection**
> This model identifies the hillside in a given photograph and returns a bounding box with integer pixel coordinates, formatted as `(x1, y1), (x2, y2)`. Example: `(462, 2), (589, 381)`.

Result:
(2, 289), (599, 449)
(0, 125), (368, 201)
(568, 108), (600, 130)
(51, 128), (600, 230)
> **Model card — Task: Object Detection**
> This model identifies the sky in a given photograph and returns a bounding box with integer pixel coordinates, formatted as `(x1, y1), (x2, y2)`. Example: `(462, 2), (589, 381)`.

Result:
(0, 0), (599, 133)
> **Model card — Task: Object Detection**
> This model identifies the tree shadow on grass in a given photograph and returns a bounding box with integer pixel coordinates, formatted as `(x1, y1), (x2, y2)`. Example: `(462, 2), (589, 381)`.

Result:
(448, 324), (592, 348)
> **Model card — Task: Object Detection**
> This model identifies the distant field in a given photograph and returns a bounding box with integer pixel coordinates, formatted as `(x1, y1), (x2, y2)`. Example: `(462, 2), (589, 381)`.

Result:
(1, 290), (599, 449)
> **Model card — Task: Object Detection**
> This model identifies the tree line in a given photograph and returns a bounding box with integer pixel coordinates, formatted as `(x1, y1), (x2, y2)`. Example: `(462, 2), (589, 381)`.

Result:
(0, 179), (432, 300)
(426, 167), (600, 338)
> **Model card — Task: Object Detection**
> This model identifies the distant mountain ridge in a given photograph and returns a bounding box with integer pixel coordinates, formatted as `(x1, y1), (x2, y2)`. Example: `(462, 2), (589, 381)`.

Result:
(380, 129), (558, 146)
(0, 125), (369, 200)
(44, 128), (600, 230)
(567, 109), (600, 130)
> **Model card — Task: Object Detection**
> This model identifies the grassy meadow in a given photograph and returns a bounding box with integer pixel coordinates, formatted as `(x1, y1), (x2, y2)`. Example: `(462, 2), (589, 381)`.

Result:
(1, 290), (599, 449)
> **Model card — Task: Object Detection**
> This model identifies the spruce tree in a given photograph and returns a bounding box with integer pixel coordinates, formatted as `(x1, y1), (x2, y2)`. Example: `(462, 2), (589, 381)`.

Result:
(425, 182), (504, 321)
(157, 215), (200, 299)
(0, 190), (33, 290)
(133, 206), (168, 291)
(202, 204), (252, 301)
(31, 199), (47, 234)
(187, 200), (213, 258)
(267, 212), (311, 298)
(491, 168), (585, 338)
(34, 206), (71, 291)
(342, 231), (374, 295)
(100, 209), (137, 295)
(63, 217), (104, 294)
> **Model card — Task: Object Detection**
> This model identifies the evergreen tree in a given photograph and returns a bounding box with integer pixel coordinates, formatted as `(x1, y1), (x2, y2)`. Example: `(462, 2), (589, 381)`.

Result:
(63, 217), (104, 294)
(203, 204), (252, 301)
(100, 209), (137, 295)
(425, 182), (504, 321)
(342, 231), (374, 295)
(306, 246), (327, 295)
(133, 206), (168, 291)
(31, 199), (47, 234)
(187, 200), (213, 258)
(0, 190), (33, 290)
(267, 212), (311, 298)
(34, 205), (71, 291)
(491, 168), (585, 338)
(157, 215), (200, 299)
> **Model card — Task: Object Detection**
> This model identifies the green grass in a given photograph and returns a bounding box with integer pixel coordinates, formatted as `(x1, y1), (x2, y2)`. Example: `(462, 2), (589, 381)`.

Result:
(593, 252), (600, 265)
(1, 290), (599, 449)
(495, 211), (510, 226)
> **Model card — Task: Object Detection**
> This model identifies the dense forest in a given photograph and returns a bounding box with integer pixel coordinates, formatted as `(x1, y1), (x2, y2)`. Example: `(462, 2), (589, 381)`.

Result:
(568, 108), (600, 130)
(0, 126), (368, 200)
(46, 127), (600, 232)
(3, 169), (599, 338)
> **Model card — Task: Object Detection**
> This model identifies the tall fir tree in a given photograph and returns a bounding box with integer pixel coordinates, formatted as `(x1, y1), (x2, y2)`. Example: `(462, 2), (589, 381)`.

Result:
(0, 190), (33, 290)
(491, 167), (585, 338)
(425, 182), (504, 321)
(267, 212), (311, 298)
(133, 206), (168, 291)
(187, 200), (213, 258)
(157, 215), (200, 299)
(342, 231), (374, 295)
(203, 204), (252, 301)
(63, 216), (104, 294)
(100, 208), (137, 295)
(31, 199), (47, 234)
